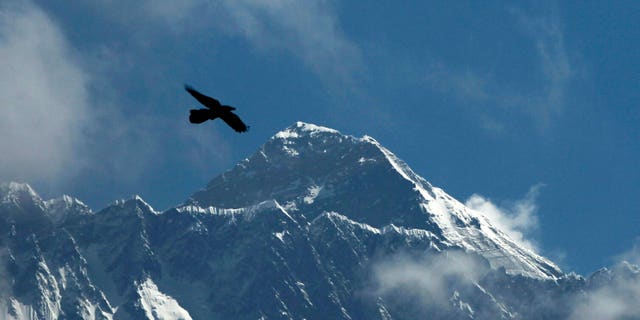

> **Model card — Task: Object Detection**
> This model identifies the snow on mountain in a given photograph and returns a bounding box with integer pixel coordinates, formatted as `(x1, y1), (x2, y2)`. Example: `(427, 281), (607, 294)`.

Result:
(0, 122), (637, 319)
(1, 182), (40, 204)
(0, 184), (114, 320)
(136, 278), (192, 320)
(0, 182), (47, 217)
(44, 195), (92, 225)
(189, 121), (560, 279)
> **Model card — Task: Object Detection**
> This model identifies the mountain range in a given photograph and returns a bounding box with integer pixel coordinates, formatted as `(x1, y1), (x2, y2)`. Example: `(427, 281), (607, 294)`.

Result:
(1, 122), (638, 319)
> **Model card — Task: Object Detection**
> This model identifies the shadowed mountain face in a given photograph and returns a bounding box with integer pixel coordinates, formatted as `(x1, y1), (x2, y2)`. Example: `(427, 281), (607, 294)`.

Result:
(0, 123), (638, 320)
(189, 122), (561, 279)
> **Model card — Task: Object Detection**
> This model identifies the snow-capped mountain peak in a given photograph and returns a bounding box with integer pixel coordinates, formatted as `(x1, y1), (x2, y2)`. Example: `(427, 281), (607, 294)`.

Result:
(7, 122), (629, 320)
(0, 182), (42, 207)
(273, 121), (339, 139)
(188, 122), (561, 279)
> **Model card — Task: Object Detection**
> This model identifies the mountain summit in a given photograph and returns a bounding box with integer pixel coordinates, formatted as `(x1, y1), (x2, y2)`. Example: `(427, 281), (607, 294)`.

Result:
(189, 121), (560, 279)
(2, 122), (636, 319)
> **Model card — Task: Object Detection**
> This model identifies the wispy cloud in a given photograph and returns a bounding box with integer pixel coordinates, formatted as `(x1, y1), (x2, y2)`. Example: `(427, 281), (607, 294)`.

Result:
(371, 251), (489, 313)
(425, 63), (490, 103)
(175, 122), (233, 173)
(512, 6), (573, 129)
(618, 240), (640, 266)
(0, 1), (225, 204)
(465, 184), (543, 251)
(141, 0), (206, 26)
(569, 242), (640, 320)
(125, 0), (362, 87)
(80, 105), (164, 185)
(216, 0), (362, 86)
(424, 7), (573, 132)
(0, 1), (89, 184)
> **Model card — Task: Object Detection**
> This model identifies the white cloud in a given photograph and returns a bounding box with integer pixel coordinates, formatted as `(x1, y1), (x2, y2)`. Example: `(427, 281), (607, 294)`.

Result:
(217, 0), (362, 84)
(0, 1), (90, 184)
(371, 245), (640, 319)
(371, 251), (489, 311)
(0, 1), (182, 199)
(618, 240), (640, 266)
(465, 185), (543, 251)
(570, 275), (640, 320)
(569, 243), (640, 320)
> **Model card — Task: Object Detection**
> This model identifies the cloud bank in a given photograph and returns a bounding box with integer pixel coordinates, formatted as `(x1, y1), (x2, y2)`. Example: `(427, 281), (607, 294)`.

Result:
(0, 1), (90, 184)
(0, 1), (202, 205)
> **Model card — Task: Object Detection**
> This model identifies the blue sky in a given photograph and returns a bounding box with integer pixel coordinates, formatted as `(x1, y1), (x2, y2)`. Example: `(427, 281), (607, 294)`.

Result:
(0, 1), (638, 275)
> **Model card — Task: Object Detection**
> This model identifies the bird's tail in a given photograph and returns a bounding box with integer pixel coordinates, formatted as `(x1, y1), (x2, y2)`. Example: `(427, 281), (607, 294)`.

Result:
(189, 109), (210, 124)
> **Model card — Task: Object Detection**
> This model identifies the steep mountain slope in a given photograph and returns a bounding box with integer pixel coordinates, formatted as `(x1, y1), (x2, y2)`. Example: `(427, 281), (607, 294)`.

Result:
(0, 183), (113, 320)
(189, 122), (560, 279)
(1, 122), (637, 319)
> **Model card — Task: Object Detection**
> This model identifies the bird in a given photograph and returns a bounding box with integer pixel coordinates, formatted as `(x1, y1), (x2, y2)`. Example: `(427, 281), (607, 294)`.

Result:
(184, 85), (249, 133)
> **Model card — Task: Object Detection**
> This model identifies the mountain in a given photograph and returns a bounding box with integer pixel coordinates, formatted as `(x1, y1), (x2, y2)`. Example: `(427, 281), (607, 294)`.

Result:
(0, 122), (638, 319)
(189, 122), (560, 279)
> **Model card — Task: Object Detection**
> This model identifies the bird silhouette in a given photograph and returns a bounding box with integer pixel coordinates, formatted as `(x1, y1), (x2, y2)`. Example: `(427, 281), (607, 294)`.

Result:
(184, 85), (249, 133)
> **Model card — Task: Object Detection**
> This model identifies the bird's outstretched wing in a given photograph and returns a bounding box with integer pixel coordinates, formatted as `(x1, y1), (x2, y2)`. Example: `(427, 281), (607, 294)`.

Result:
(185, 85), (222, 109)
(220, 111), (249, 133)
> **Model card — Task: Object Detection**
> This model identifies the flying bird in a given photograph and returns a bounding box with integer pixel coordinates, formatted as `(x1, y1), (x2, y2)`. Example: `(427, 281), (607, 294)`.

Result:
(184, 85), (249, 133)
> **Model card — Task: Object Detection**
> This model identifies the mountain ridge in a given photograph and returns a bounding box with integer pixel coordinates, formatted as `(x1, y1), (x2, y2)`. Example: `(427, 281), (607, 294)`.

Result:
(189, 121), (561, 279)
(1, 122), (638, 319)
